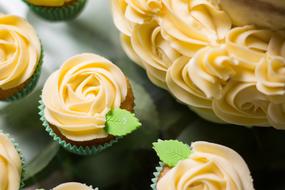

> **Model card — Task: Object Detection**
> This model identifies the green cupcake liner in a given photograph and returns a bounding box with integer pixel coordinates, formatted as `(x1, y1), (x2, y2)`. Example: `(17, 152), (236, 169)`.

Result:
(24, 0), (87, 21)
(38, 99), (120, 156)
(151, 162), (164, 190)
(0, 130), (26, 189)
(4, 48), (44, 102)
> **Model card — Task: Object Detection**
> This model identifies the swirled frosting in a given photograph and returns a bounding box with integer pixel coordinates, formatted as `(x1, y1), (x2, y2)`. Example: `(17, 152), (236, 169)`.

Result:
(0, 133), (22, 190)
(213, 81), (269, 127)
(157, 141), (254, 190)
(0, 15), (41, 90)
(130, 21), (181, 88)
(159, 0), (232, 57)
(112, 0), (285, 128)
(42, 54), (128, 141)
(27, 0), (73, 7)
(53, 182), (95, 190)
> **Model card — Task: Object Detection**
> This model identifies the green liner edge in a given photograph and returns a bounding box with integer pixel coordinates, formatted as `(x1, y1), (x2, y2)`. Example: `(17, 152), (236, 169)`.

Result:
(151, 162), (164, 190)
(23, 0), (87, 21)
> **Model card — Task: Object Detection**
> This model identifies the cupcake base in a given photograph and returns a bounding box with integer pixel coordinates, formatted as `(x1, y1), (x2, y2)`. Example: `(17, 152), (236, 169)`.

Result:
(0, 50), (43, 102)
(24, 0), (87, 21)
(39, 79), (135, 155)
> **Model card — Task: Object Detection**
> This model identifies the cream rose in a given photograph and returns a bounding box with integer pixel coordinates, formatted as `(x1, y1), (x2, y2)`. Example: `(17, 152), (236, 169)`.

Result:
(256, 56), (285, 104)
(0, 15), (41, 90)
(0, 133), (22, 190)
(53, 182), (96, 190)
(159, 0), (232, 57)
(226, 25), (272, 70)
(166, 56), (223, 123)
(129, 21), (181, 88)
(213, 81), (269, 127)
(157, 141), (254, 190)
(112, 0), (162, 36)
(42, 54), (128, 142)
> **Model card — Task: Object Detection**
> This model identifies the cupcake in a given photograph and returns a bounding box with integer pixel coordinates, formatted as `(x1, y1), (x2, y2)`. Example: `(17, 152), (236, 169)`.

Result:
(39, 53), (141, 155)
(0, 131), (24, 190)
(23, 0), (87, 21)
(152, 140), (255, 190)
(111, 0), (285, 129)
(0, 15), (42, 102)
(52, 182), (98, 190)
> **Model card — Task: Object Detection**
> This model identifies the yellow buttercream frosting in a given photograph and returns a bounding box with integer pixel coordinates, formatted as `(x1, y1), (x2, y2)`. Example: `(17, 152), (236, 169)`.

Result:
(0, 133), (22, 190)
(27, 0), (73, 7)
(42, 54), (128, 142)
(53, 182), (95, 190)
(157, 141), (254, 190)
(0, 15), (41, 90)
(219, 0), (285, 30)
(112, 0), (285, 129)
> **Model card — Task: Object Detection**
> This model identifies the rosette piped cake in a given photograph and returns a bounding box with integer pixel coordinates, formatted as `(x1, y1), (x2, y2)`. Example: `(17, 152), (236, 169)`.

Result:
(39, 53), (141, 155)
(111, 0), (285, 129)
(152, 140), (255, 190)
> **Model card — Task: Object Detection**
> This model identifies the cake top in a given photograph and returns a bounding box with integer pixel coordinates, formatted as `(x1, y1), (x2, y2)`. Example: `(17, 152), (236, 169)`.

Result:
(153, 140), (255, 190)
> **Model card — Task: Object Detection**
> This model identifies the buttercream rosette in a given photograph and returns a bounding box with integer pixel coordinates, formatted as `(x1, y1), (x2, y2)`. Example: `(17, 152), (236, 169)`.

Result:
(39, 53), (141, 155)
(152, 140), (255, 190)
(0, 131), (24, 190)
(23, 0), (87, 21)
(112, 0), (285, 129)
(0, 15), (42, 101)
(52, 182), (98, 190)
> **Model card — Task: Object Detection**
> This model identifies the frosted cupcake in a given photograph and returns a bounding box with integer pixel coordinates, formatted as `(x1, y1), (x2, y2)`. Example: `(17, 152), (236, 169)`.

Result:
(39, 53), (141, 155)
(23, 0), (87, 21)
(152, 140), (255, 190)
(53, 182), (97, 190)
(0, 15), (42, 101)
(0, 131), (24, 190)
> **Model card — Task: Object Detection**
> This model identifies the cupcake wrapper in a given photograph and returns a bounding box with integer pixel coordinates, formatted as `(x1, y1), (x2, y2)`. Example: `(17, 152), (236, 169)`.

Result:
(5, 48), (44, 102)
(38, 99), (120, 156)
(24, 0), (87, 21)
(0, 130), (26, 188)
(151, 162), (164, 190)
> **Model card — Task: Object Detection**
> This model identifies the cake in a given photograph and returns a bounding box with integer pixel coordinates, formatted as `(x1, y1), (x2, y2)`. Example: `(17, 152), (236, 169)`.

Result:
(111, 0), (285, 129)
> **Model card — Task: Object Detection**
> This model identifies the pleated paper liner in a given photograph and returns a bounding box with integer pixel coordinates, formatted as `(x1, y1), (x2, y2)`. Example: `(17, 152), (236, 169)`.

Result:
(23, 0), (87, 21)
(150, 162), (164, 190)
(38, 99), (121, 156)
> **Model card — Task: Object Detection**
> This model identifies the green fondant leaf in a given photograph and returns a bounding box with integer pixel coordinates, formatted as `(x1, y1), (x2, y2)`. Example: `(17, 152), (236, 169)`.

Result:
(105, 108), (141, 136)
(153, 140), (191, 167)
